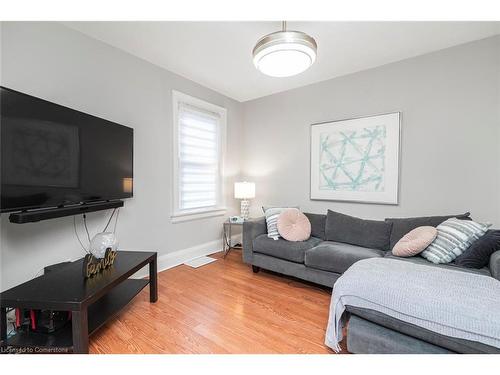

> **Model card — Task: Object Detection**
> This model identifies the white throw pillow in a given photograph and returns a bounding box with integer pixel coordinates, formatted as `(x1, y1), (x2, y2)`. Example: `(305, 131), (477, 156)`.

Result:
(262, 206), (299, 240)
(420, 218), (491, 264)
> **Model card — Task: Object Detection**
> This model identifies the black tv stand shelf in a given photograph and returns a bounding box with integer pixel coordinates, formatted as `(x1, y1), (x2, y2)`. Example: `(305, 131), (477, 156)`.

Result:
(3, 279), (148, 351)
(0, 251), (158, 354)
(9, 200), (124, 224)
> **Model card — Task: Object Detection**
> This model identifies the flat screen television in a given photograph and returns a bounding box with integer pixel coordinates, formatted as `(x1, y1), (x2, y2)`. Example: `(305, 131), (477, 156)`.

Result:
(1, 86), (133, 213)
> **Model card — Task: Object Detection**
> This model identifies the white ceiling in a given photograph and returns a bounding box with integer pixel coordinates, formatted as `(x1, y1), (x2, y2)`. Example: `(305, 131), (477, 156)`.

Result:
(63, 21), (500, 102)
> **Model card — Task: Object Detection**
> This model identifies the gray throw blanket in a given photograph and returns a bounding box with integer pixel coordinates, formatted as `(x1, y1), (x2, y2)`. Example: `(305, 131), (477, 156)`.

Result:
(325, 257), (500, 352)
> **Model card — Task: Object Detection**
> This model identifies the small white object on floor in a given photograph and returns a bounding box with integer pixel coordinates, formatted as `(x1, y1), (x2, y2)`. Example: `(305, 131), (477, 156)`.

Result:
(183, 256), (217, 268)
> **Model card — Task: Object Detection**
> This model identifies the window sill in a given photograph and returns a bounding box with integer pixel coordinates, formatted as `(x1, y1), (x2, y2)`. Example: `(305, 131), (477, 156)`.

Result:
(171, 207), (227, 223)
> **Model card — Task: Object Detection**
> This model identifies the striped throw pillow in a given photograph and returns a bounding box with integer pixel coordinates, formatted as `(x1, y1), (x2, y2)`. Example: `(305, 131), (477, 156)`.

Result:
(420, 218), (491, 264)
(263, 206), (298, 240)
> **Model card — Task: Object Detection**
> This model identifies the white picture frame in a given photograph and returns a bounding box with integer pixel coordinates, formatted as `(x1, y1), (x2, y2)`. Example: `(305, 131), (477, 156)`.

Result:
(310, 112), (401, 205)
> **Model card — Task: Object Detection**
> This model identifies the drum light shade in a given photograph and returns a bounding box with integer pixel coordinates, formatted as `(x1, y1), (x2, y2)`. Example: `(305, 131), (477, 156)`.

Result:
(253, 29), (317, 77)
(234, 182), (255, 199)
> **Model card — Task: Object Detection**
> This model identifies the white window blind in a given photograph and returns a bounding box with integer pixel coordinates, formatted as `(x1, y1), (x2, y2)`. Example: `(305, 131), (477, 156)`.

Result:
(177, 102), (222, 211)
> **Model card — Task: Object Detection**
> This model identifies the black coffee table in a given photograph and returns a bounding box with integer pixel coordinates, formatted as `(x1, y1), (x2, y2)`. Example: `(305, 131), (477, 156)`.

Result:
(0, 250), (157, 354)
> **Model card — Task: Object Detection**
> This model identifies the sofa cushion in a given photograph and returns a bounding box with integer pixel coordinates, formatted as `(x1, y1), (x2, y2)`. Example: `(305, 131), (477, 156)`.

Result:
(325, 210), (392, 251)
(346, 314), (454, 354)
(304, 212), (326, 240)
(305, 241), (385, 274)
(454, 230), (500, 269)
(385, 212), (471, 250)
(277, 208), (311, 241)
(392, 226), (437, 257)
(252, 234), (322, 263)
(262, 207), (287, 240)
(420, 218), (491, 264)
(347, 306), (500, 354)
(490, 250), (500, 281)
(384, 252), (491, 277)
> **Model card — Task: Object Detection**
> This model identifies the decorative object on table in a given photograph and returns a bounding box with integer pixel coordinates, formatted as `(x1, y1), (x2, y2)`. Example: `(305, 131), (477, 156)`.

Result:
(263, 206), (299, 240)
(454, 230), (500, 269)
(420, 218), (491, 264)
(89, 232), (118, 258)
(234, 181), (255, 220)
(392, 226), (437, 257)
(82, 248), (118, 279)
(277, 208), (311, 242)
(229, 215), (244, 224)
(310, 112), (401, 204)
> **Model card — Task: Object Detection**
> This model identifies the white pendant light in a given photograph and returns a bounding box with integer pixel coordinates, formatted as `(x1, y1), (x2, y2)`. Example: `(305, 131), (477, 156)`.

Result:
(253, 21), (317, 77)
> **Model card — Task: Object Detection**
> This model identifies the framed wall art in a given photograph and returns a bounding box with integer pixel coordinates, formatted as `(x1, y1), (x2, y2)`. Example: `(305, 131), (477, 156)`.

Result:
(310, 112), (401, 204)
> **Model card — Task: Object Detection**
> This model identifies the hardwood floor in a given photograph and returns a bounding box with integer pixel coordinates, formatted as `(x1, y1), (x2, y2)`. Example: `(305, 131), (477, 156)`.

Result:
(89, 250), (346, 354)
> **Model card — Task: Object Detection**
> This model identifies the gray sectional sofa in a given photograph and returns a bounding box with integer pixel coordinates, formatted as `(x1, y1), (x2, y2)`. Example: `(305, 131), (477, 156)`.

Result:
(242, 211), (500, 354)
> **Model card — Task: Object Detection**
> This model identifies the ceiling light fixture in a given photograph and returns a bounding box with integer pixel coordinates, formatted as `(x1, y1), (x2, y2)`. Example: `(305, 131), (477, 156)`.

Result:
(252, 21), (317, 78)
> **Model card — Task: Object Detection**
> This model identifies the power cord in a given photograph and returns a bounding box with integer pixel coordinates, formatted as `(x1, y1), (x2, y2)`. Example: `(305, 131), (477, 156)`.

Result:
(113, 208), (120, 233)
(74, 216), (90, 254)
(83, 214), (91, 243)
(103, 208), (117, 232)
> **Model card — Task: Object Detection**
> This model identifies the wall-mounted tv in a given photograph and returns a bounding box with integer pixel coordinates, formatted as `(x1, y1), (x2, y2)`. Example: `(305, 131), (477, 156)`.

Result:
(1, 86), (133, 213)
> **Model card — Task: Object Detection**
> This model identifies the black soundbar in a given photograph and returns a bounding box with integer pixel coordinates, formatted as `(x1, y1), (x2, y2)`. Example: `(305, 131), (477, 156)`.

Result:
(9, 200), (124, 224)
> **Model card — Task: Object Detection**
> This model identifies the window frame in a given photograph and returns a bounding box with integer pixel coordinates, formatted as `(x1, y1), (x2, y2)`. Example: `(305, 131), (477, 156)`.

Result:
(171, 90), (227, 223)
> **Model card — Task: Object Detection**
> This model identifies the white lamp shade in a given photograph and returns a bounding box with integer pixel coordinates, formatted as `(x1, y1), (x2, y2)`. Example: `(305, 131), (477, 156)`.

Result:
(234, 182), (255, 199)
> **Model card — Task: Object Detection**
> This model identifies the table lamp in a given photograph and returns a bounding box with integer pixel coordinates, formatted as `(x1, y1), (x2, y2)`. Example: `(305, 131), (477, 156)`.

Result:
(234, 182), (255, 220)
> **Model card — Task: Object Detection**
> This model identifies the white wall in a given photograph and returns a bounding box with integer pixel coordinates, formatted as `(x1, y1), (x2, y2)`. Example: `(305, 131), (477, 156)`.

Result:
(0, 22), (244, 291)
(242, 36), (500, 226)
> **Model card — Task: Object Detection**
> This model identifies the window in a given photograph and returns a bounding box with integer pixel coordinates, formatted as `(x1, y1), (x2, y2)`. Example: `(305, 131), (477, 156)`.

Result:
(171, 91), (226, 222)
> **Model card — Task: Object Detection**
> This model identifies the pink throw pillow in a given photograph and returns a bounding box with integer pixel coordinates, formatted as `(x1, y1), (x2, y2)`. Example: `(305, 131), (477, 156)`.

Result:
(277, 208), (311, 242)
(393, 226), (438, 257)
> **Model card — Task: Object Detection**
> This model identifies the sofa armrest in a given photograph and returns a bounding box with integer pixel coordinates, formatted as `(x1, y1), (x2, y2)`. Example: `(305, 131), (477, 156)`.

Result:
(242, 217), (267, 264)
(489, 250), (500, 281)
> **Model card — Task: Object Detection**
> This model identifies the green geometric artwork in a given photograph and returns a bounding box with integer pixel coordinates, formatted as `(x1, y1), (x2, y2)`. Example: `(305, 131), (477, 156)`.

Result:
(319, 125), (386, 192)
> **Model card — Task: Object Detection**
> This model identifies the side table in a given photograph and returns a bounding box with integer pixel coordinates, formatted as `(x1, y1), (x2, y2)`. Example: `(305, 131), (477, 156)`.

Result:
(222, 219), (244, 258)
